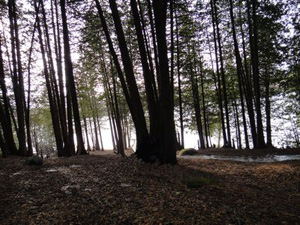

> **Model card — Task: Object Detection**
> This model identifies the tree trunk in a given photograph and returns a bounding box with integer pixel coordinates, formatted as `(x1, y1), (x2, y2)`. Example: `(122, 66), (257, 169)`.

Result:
(60, 0), (87, 155)
(264, 70), (272, 146)
(35, 0), (64, 156)
(240, 10), (257, 148)
(213, 0), (231, 148)
(190, 48), (205, 149)
(229, 0), (249, 149)
(53, 0), (68, 144)
(0, 35), (17, 155)
(210, 0), (227, 147)
(109, 0), (148, 154)
(247, 0), (265, 148)
(175, 6), (184, 148)
(95, 0), (146, 156)
(8, 0), (26, 155)
(0, 129), (8, 158)
(153, 0), (177, 164)
(131, 0), (158, 136)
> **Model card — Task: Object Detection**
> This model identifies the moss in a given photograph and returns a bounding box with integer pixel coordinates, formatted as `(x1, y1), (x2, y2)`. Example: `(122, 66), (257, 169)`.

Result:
(25, 156), (43, 166)
(183, 177), (216, 188)
(178, 148), (199, 156)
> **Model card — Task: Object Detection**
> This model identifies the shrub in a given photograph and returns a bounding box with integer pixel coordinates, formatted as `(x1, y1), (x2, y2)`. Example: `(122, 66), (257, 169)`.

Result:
(178, 148), (199, 156)
(25, 156), (43, 166)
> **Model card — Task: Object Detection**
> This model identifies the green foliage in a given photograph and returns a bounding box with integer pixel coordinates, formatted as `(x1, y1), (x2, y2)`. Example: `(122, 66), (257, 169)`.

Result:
(178, 148), (198, 156)
(25, 156), (43, 166)
(183, 177), (216, 188)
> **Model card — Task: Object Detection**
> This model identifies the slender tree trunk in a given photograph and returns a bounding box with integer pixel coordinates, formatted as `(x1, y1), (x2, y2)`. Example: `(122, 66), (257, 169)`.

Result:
(8, 0), (26, 155)
(131, 0), (158, 135)
(95, 0), (147, 157)
(35, 0), (64, 156)
(234, 100), (242, 149)
(240, 10), (257, 148)
(60, 0), (87, 155)
(137, 0), (159, 102)
(111, 62), (125, 156)
(146, 0), (160, 87)
(210, 0), (227, 147)
(0, 129), (8, 157)
(53, 0), (68, 144)
(229, 0), (249, 149)
(175, 6), (184, 148)
(264, 70), (272, 146)
(199, 61), (209, 148)
(109, 0), (148, 153)
(247, 0), (265, 148)
(83, 113), (91, 151)
(190, 48), (205, 149)
(213, 0), (231, 148)
(25, 19), (38, 157)
(96, 116), (104, 151)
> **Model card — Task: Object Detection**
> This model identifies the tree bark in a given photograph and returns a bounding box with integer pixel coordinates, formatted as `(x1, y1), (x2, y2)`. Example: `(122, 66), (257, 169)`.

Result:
(247, 0), (265, 148)
(131, 0), (158, 136)
(35, 0), (65, 156)
(229, 0), (249, 149)
(8, 0), (26, 155)
(264, 70), (272, 146)
(0, 35), (17, 155)
(60, 0), (87, 155)
(190, 48), (205, 149)
(153, 0), (177, 164)
(210, 0), (227, 147)
(175, 5), (184, 148)
(213, 0), (231, 148)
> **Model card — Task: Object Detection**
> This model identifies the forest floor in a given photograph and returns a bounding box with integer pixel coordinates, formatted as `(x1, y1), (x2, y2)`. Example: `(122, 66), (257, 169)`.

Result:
(0, 148), (300, 224)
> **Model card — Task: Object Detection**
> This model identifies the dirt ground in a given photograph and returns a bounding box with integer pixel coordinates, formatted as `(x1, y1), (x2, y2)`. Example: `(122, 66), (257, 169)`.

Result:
(0, 149), (299, 224)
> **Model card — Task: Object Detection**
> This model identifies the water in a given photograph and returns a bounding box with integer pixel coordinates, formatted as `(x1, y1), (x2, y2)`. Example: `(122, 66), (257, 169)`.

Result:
(180, 154), (300, 163)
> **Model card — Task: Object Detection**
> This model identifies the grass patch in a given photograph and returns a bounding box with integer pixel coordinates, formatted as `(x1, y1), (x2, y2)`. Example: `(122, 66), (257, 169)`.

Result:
(178, 148), (199, 156)
(183, 177), (216, 188)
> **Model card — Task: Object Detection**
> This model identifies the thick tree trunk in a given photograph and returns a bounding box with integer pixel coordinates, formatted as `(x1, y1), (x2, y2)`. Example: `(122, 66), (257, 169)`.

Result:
(0, 36), (17, 155)
(153, 0), (177, 164)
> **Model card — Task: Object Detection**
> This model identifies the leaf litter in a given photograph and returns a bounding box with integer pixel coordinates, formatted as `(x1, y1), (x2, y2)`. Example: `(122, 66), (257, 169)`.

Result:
(0, 150), (299, 224)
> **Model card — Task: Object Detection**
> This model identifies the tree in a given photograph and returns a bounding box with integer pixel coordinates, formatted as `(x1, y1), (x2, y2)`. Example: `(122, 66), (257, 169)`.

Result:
(60, 0), (87, 155)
